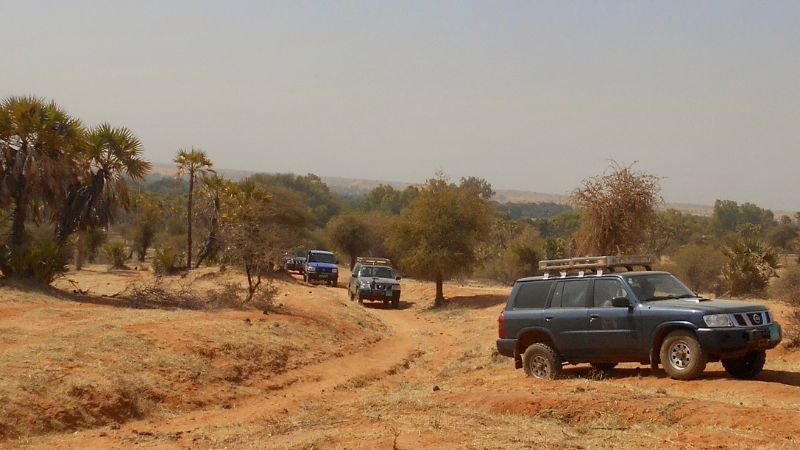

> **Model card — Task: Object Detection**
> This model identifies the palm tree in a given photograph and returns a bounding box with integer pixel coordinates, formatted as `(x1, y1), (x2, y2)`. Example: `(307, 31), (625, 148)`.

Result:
(174, 148), (213, 269)
(194, 174), (229, 268)
(0, 96), (83, 258)
(57, 123), (151, 268)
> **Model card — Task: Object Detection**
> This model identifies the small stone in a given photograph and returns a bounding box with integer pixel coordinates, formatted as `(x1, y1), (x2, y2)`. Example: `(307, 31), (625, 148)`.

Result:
(433, 385), (440, 392)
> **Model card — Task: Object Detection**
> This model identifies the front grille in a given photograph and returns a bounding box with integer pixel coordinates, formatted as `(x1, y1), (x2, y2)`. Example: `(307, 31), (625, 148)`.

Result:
(731, 311), (771, 327)
(317, 267), (333, 273)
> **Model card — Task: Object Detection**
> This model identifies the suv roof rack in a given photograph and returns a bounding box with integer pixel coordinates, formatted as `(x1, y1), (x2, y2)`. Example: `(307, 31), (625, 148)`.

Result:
(355, 256), (392, 266)
(539, 255), (656, 277)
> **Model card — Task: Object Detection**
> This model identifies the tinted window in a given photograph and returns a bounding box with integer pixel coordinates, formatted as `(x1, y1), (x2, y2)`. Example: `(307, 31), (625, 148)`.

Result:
(593, 279), (628, 307)
(308, 252), (336, 264)
(514, 281), (554, 309)
(561, 280), (591, 308)
(549, 282), (564, 308)
(359, 266), (394, 278)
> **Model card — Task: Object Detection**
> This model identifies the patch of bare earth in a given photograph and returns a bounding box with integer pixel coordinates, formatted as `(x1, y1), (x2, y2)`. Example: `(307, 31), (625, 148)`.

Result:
(5, 272), (800, 449)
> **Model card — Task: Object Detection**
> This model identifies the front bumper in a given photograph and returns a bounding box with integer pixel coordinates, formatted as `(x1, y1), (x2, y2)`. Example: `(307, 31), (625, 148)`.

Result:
(358, 288), (400, 300)
(307, 272), (337, 281)
(697, 323), (781, 357)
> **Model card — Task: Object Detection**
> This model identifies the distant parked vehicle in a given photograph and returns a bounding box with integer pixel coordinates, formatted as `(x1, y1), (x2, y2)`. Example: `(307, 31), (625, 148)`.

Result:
(283, 250), (307, 274)
(348, 257), (401, 309)
(304, 250), (339, 286)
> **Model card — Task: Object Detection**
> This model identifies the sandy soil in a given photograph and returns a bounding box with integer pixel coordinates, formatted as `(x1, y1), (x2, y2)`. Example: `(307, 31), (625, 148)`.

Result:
(2, 268), (800, 449)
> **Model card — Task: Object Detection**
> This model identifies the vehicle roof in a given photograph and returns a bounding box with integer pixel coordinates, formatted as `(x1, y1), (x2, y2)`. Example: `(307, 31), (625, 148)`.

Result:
(356, 265), (393, 271)
(308, 250), (334, 255)
(516, 271), (670, 283)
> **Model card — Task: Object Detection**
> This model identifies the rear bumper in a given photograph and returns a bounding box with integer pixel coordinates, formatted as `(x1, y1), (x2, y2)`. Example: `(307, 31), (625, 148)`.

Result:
(697, 323), (781, 358)
(496, 339), (516, 358)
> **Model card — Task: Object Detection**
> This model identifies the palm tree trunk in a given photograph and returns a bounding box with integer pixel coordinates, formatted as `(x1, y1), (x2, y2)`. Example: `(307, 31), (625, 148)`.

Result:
(187, 171), (194, 270)
(10, 180), (27, 248)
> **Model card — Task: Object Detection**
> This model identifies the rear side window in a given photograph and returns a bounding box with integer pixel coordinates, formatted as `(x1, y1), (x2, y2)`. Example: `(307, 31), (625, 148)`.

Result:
(514, 281), (554, 309)
(561, 280), (592, 308)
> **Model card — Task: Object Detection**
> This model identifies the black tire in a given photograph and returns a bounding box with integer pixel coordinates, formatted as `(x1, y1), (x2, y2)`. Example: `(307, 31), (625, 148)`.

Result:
(349, 290), (355, 301)
(590, 363), (617, 372)
(660, 330), (708, 380)
(722, 351), (766, 380)
(392, 297), (399, 309)
(522, 343), (562, 380)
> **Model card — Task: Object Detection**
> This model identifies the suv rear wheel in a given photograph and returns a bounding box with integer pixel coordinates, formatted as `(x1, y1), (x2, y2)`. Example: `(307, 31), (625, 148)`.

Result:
(722, 350), (766, 379)
(522, 343), (562, 380)
(660, 330), (707, 380)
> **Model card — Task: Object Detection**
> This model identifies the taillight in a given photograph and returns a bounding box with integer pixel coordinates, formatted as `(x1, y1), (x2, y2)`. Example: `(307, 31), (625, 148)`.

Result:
(498, 311), (505, 338)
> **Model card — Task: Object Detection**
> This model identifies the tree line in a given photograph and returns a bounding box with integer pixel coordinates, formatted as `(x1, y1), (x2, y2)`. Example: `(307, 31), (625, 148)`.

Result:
(3, 96), (797, 305)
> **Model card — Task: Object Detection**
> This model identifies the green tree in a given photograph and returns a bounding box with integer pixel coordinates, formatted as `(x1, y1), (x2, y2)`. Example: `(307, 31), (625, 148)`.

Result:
(249, 173), (340, 226)
(387, 175), (492, 306)
(57, 124), (150, 268)
(0, 96), (83, 272)
(174, 148), (213, 269)
(670, 244), (725, 293)
(325, 213), (372, 270)
(571, 162), (662, 255)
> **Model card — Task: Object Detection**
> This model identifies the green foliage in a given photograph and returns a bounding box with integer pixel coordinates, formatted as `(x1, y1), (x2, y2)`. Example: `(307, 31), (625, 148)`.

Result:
(84, 228), (107, 263)
(174, 148), (214, 270)
(0, 236), (69, 283)
(152, 247), (184, 275)
(103, 241), (128, 270)
(479, 226), (544, 284)
(497, 202), (573, 221)
(571, 163), (662, 255)
(362, 185), (420, 214)
(249, 173), (340, 226)
(325, 213), (374, 269)
(532, 211), (582, 238)
(659, 209), (711, 253)
(544, 237), (567, 260)
(387, 174), (492, 305)
(670, 244), (725, 294)
(722, 237), (779, 296)
(711, 200), (775, 236)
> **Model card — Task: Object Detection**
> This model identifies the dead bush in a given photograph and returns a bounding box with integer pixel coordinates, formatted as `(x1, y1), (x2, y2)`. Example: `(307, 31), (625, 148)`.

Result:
(123, 279), (203, 310)
(785, 310), (800, 349)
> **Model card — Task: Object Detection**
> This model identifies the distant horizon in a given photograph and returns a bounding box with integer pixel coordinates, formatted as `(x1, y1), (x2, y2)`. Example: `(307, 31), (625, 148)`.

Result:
(146, 161), (796, 217)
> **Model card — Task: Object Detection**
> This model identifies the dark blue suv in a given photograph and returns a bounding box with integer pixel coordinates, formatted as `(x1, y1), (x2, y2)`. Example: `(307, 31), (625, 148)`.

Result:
(496, 257), (782, 381)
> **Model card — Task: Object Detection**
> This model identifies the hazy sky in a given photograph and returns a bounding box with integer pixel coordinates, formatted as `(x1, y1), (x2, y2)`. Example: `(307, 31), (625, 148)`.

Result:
(2, 1), (799, 210)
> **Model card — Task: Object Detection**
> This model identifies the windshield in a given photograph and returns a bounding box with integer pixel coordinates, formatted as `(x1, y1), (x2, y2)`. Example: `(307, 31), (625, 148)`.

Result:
(308, 253), (336, 264)
(359, 266), (395, 279)
(625, 273), (695, 302)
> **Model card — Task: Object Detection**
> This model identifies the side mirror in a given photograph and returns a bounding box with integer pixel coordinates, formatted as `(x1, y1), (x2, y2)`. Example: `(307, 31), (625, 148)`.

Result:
(611, 297), (631, 308)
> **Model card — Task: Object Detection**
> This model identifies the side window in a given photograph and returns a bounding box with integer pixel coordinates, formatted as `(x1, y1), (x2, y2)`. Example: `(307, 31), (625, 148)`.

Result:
(549, 282), (564, 308)
(593, 279), (627, 308)
(562, 280), (591, 308)
(514, 281), (554, 309)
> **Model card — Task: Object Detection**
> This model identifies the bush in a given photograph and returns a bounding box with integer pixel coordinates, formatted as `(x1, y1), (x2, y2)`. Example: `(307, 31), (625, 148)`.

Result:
(0, 237), (69, 283)
(103, 241), (128, 270)
(152, 247), (184, 275)
(722, 237), (779, 296)
(769, 266), (800, 305)
(84, 228), (107, 263)
(785, 310), (800, 349)
(670, 244), (725, 294)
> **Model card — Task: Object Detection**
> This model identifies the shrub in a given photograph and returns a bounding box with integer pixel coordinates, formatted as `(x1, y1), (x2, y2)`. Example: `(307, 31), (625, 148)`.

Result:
(0, 237), (69, 283)
(785, 310), (800, 349)
(152, 247), (184, 275)
(103, 241), (128, 270)
(769, 266), (800, 306)
(671, 244), (725, 294)
(84, 228), (107, 263)
(722, 237), (779, 296)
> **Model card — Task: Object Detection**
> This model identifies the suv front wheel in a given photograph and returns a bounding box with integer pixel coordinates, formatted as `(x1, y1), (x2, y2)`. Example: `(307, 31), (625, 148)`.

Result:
(722, 350), (765, 379)
(522, 343), (562, 380)
(660, 330), (708, 380)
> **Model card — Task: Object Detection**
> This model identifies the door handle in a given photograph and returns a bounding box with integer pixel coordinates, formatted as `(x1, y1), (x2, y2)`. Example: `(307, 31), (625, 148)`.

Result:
(589, 314), (599, 321)
(545, 316), (553, 322)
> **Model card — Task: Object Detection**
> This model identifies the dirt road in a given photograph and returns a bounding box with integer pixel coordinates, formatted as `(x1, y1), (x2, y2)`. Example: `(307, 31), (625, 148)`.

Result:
(9, 272), (800, 449)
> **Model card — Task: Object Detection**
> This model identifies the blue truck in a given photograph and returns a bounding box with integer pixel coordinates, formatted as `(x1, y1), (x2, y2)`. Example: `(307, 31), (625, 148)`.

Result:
(303, 250), (339, 287)
(496, 256), (782, 380)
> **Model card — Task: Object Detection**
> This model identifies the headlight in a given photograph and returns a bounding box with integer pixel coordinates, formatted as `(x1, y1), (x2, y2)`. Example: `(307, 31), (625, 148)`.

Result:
(307, 266), (316, 272)
(332, 267), (338, 273)
(703, 314), (733, 327)
(358, 280), (371, 288)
